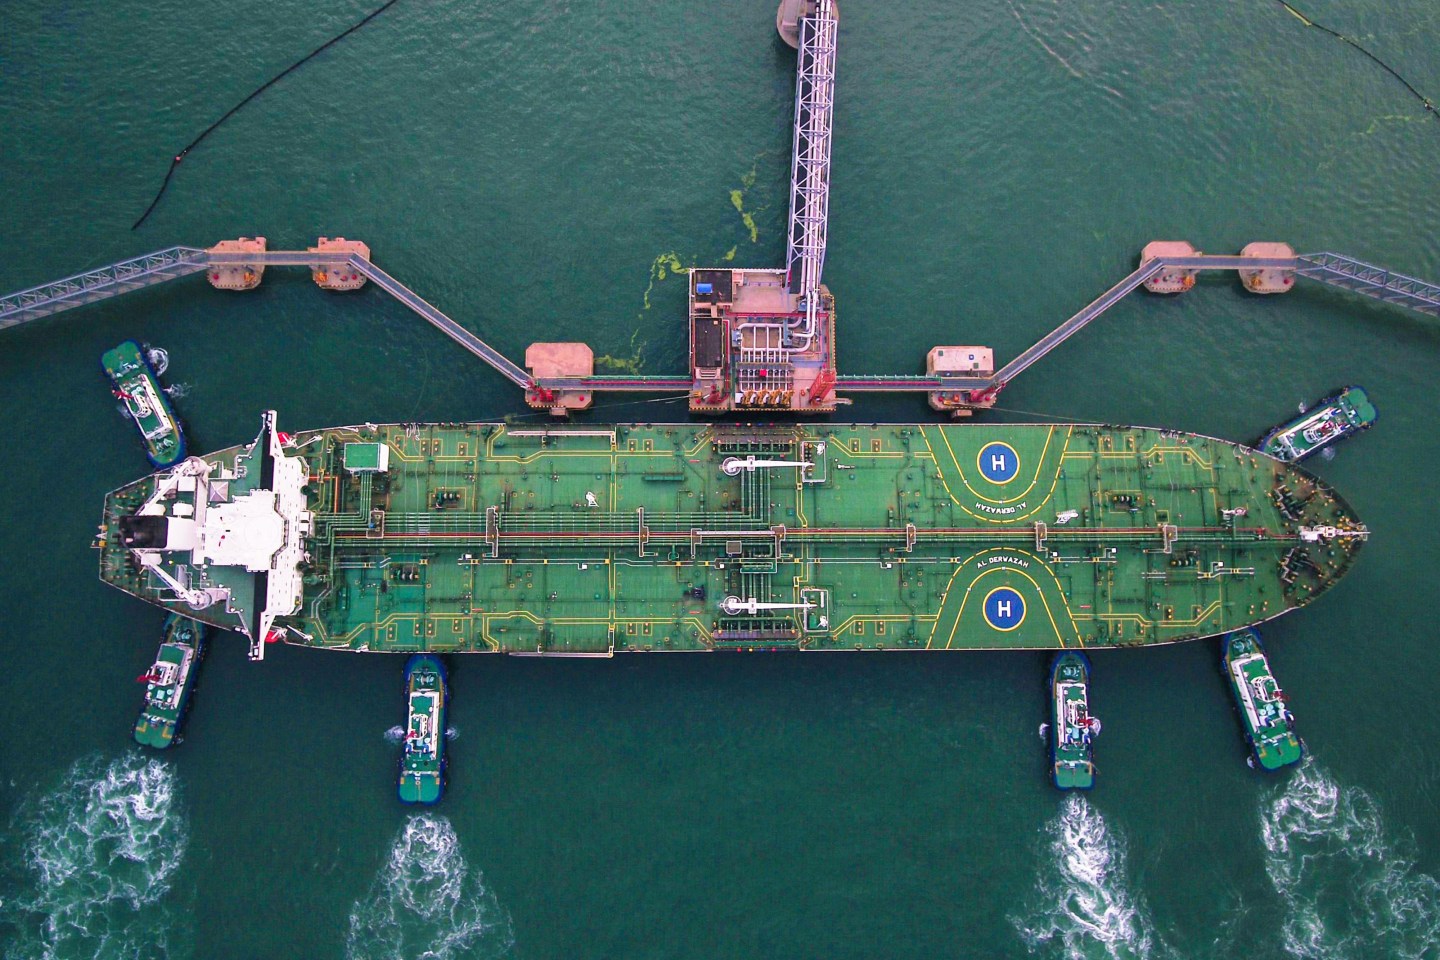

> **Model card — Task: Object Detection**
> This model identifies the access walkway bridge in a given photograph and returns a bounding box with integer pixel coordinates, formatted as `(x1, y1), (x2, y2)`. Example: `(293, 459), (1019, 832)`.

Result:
(2, 244), (1438, 399)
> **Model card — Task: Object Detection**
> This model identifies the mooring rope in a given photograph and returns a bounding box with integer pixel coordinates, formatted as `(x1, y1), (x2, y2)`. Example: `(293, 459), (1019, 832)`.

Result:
(491, 392), (690, 425)
(1275, 1), (1438, 123)
(132, 0), (402, 230)
(957, 402), (1097, 423)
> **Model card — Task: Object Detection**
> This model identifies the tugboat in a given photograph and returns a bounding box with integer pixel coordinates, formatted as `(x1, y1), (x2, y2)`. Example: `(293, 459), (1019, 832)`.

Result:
(1223, 629), (1303, 771)
(1049, 652), (1098, 790)
(133, 615), (208, 749)
(398, 654), (447, 804)
(102, 340), (185, 468)
(1259, 385), (1377, 462)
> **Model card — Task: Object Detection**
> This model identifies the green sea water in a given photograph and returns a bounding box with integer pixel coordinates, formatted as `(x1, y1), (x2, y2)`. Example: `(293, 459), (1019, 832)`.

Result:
(2, 1), (1439, 957)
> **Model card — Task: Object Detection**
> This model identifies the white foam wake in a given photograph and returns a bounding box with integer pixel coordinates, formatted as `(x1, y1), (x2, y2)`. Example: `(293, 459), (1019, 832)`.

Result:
(1261, 762), (1440, 959)
(2, 752), (189, 960)
(1014, 795), (1162, 960)
(346, 815), (514, 960)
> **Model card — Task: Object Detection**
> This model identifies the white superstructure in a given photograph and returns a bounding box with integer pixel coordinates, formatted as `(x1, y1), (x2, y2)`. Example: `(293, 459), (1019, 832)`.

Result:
(117, 411), (312, 660)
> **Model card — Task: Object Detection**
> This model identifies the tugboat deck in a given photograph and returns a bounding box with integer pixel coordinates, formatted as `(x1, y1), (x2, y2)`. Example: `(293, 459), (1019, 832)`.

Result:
(133, 615), (206, 749)
(1224, 629), (1302, 770)
(1051, 653), (1095, 790)
(1259, 385), (1377, 462)
(101, 340), (184, 467)
(400, 654), (446, 804)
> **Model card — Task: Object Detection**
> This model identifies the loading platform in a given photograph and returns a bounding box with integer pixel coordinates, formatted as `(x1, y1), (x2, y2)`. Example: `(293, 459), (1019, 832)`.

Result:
(5, 245), (1429, 406)
(3, 0), (1438, 413)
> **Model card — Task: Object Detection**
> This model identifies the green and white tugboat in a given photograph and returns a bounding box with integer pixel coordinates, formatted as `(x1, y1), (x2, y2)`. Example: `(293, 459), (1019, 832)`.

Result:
(1223, 628), (1303, 771)
(133, 614), (208, 749)
(1048, 652), (1098, 790)
(399, 654), (448, 804)
(102, 340), (185, 468)
(1259, 385), (1377, 463)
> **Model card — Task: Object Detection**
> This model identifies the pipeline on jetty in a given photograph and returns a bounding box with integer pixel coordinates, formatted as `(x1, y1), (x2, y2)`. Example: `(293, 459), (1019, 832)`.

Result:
(1, 0), (1436, 415)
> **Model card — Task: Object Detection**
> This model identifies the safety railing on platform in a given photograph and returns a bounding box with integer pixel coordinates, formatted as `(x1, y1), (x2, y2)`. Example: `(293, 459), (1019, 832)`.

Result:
(785, 0), (838, 302)
(1296, 252), (1440, 318)
(5, 246), (1437, 401)
(0, 246), (209, 329)
(538, 377), (693, 392)
(834, 375), (964, 391)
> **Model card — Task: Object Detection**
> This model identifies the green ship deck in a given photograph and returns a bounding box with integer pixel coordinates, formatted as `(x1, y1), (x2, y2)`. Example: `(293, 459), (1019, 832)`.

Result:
(97, 415), (1367, 657)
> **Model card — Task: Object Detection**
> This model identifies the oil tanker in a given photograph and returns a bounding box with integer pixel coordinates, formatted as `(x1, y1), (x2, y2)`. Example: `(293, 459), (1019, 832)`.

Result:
(96, 412), (1366, 660)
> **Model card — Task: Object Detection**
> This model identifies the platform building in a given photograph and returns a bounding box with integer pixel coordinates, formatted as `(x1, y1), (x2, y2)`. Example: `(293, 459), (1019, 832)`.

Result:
(1141, 241), (1199, 294)
(928, 346), (995, 415)
(525, 342), (594, 415)
(688, 268), (838, 414)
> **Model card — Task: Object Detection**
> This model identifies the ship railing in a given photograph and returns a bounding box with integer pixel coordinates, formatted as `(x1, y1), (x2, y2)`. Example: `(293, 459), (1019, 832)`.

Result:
(784, 0), (838, 300)
(501, 515), (766, 532)
(316, 512), (776, 537)
(316, 522), (1282, 545)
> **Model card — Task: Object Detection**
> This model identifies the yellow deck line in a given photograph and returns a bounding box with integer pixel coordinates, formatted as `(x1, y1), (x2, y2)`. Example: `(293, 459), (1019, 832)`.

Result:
(923, 548), (1081, 648)
(934, 424), (1059, 505)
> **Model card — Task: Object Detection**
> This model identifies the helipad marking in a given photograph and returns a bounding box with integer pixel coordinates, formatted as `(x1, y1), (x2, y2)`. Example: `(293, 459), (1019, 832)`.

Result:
(982, 586), (1026, 631)
(977, 441), (1020, 484)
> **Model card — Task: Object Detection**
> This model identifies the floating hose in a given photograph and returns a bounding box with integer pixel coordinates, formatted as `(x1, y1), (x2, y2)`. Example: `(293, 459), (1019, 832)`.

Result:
(1275, 1), (1438, 124)
(132, 0), (401, 230)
